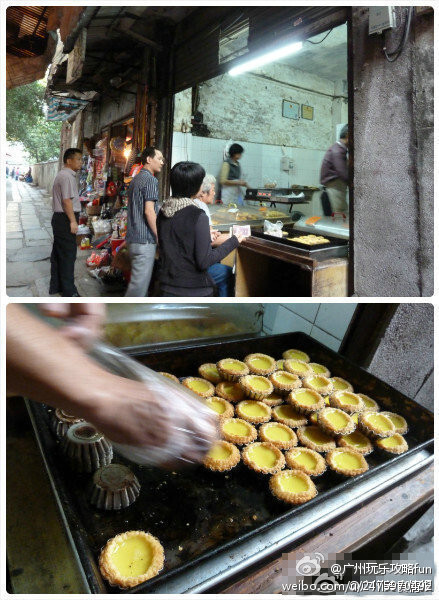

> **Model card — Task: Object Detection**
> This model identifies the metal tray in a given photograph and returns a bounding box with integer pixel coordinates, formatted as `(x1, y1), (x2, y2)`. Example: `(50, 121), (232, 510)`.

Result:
(27, 332), (433, 594)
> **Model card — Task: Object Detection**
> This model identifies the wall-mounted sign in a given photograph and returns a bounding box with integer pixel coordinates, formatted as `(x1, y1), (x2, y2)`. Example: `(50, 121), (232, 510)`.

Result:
(282, 100), (300, 120)
(301, 104), (314, 120)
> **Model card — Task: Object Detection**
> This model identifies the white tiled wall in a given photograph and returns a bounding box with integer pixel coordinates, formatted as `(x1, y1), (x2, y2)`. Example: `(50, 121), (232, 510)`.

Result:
(262, 303), (358, 351)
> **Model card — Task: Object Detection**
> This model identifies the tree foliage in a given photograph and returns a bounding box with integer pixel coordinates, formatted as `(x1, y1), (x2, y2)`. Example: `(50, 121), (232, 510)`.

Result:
(6, 80), (62, 163)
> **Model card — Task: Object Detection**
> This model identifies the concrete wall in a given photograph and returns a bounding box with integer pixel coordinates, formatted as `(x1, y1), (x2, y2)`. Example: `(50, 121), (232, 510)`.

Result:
(30, 160), (59, 193)
(352, 8), (433, 296)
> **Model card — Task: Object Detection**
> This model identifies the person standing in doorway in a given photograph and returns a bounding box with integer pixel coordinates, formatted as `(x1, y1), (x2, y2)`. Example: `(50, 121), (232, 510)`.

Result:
(49, 148), (82, 296)
(219, 143), (248, 205)
(125, 146), (164, 296)
(320, 124), (349, 213)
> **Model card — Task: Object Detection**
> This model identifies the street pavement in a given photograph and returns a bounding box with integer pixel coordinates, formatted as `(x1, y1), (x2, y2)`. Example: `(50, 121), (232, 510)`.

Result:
(6, 179), (110, 297)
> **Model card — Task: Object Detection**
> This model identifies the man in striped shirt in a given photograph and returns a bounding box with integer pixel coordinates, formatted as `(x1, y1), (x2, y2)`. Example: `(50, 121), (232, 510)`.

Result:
(125, 147), (164, 296)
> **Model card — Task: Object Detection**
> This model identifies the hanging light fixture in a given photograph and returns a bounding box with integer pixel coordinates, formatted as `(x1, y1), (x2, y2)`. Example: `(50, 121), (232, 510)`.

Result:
(229, 40), (303, 76)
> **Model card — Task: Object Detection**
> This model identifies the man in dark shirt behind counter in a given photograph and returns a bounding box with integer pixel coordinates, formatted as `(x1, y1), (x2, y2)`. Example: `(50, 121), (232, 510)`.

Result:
(320, 124), (349, 213)
(125, 146), (164, 296)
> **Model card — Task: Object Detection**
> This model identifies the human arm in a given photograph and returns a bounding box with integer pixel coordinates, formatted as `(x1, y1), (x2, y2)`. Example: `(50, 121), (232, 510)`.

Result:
(211, 232), (232, 247)
(219, 162), (247, 187)
(61, 198), (78, 234)
(145, 200), (158, 241)
(193, 213), (240, 271)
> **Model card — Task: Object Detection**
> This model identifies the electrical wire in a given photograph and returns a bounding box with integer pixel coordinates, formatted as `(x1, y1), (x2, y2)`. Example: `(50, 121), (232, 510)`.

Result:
(306, 28), (334, 45)
(383, 7), (414, 62)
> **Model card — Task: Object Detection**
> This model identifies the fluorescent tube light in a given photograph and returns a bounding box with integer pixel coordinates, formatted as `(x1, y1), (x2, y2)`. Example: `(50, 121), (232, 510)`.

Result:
(229, 41), (303, 76)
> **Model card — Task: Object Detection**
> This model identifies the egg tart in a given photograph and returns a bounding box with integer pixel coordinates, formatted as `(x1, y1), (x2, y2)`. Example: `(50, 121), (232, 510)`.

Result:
(217, 358), (249, 381)
(326, 448), (369, 477)
(309, 362), (331, 378)
(239, 375), (273, 400)
(242, 442), (285, 474)
(182, 377), (215, 398)
(285, 447), (326, 476)
(220, 418), (257, 445)
(317, 407), (356, 436)
(272, 404), (308, 428)
(276, 359), (285, 370)
(282, 349), (310, 362)
(203, 441), (241, 472)
(337, 431), (373, 455)
(244, 353), (276, 376)
(269, 470), (317, 504)
(284, 359), (313, 378)
(288, 388), (325, 415)
(263, 392), (285, 407)
(297, 426), (336, 452)
(351, 413), (359, 425)
(380, 412), (408, 435)
(329, 391), (364, 414)
(204, 396), (234, 419)
(269, 370), (302, 395)
(375, 433), (408, 455)
(358, 411), (395, 439)
(259, 422), (298, 450)
(309, 412), (318, 425)
(158, 372), (180, 384)
(215, 381), (246, 403)
(330, 377), (353, 392)
(50, 408), (84, 439)
(198, 363), (222, 384)
(236, 400), (271, 424)
(303, 375), (333, 396)
(90, 464), (141, 510)
(357, 393), (380, 412)
(99, 530), (164, 588)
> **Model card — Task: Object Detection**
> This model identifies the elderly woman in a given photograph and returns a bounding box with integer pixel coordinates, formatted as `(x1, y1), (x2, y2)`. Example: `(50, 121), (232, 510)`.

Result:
(157, 162), (243, 297)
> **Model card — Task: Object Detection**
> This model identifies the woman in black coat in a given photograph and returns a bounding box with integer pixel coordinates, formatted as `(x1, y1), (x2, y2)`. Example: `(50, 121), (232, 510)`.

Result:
(157, 162), (242, 296)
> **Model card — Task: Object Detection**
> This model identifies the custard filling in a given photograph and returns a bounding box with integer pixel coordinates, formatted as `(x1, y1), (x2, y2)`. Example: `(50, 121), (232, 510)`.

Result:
(241, 402), (269, 417)
(341, 432), (368, 448)
(223, 420), (251, 436)
(387, 415), (405, 428)
(275, 373), (296, 385)
(204, 366), (219, 378)
(110, 537), (153, 578)
(309, 377), (327, 388)
(207, 399), (226, 414)
(208, 443), (232, 460)
(249, 357), (272, 369)
(223, 383), (241, 397)
(333, 380), (349, 391)
(338, 393), (360, 405)
(311, 364), (326, 374)
(277, 360), (284, 369)
(279, 473), (309, 492)
(304, 428), (332, 445)
(360, 396), (376, 408)
(351, 413), (359, 424)
(222, 360), (246, 371)
(247, 377), (271, 391)
(290, 451), (317, 470)
(289, 360), (308, 372)
(284, 350), (308, 361)
(264, 425), (292, 442)
(366, 414), (392, 431)
(189, 380), (211, 393)
(333, 452), (363, 470)
(325, 411), (349, 428)
(294, 390), (319, 406)
(275, 405), (301, 419)
(248, 445), (277, 468)
(267, 393), (283, 402)
(380, 435), (402, 448)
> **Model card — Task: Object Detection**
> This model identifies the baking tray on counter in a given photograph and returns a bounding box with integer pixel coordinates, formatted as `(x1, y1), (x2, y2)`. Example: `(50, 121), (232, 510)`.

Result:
(27, 332), (434, 594)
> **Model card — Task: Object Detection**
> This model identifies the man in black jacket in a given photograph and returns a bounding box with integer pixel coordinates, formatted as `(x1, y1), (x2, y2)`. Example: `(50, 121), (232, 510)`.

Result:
(320, 124), (349, 213)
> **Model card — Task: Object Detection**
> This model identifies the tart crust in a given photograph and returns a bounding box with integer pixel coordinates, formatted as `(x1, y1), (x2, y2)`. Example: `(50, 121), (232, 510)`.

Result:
(220, 418), (257, 445)
(158, 372), (180, 384)
(285, 447), (327, 476)
(269, 469), (317, 504)
(337, 430), (373, 455)
(380, 412), (408, 435)
(358, 411), (395, 439)
(236, 400), (272, 424)
(282, 349), (310, 363)
(217, 358), (249, 382)
(272, 404), (308, 428)
(269, 370), (302, 395)
(198, 363), (223, 384)
(288, 388), (325, 415)
(329, 391), (364, 414)
(297, 426), (336, 452)
(204, 396), (234, 420)
(182, 377), (215, 398)
(326, 448), (369, 477)
(239, 375), (273, 400)
(330, 377), (354, 393)
(258, 422), (298, 450)
(284, 358), (313, 378)
(263, 392), (285, 407)
(215, 381), (246, 403)
(242, 442), (285, 474)
(309, 363), (331, 378)
(99, 530), (164, 589)
(317, 407), (356, 436)
(303, 375), (333, 396)
(244, 353), (277, 376)
(203, 441), (241, 471)
(357, 393), (380, 412)
(276, 359), (285, 370)
(375, 433), (409, 454)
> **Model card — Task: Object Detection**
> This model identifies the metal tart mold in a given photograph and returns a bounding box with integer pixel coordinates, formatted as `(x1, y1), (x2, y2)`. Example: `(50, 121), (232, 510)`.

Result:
(90, 464), (141, 510)
(61, 422), (113, 473)
(50, 408), (84, 439)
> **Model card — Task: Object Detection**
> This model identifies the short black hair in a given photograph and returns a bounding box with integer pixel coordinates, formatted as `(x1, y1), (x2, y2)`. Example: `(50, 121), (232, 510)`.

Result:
(339, 124), (348, 140)
(63, 148), (82, 163)
(140, 146), (159, 165)
(229, 143), (244, 157)
(170, 161), (206, 198)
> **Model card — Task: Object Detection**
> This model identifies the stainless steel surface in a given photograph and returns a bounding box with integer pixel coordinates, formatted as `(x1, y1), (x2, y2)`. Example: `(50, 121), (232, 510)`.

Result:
(293, 215), (350, 239)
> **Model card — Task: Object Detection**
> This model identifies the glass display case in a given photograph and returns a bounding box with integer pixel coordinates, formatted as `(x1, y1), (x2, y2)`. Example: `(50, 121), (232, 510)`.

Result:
(210, 204), (292, 230)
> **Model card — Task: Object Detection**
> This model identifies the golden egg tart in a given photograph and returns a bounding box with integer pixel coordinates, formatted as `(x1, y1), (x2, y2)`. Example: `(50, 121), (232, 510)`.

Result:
(242, 442), (285, 474)
(269, 470), (317, 504)
(329, 391), (364, 414)
(276, 359), (285, 370)
(351, 413), (359, 425)
(309, 412), (318, 425)
(158, 372), (180, 384)
(272, 404), (308, 428)
(380, 412), (408, 435)
(182, 377), (215, 398)
(217, 358), (249, 381)
(309, 362), (331, 378)
(220, 418), (257, 445)
(326, 448), (369, 477)
(269, 370), (302, 395)
(375, 433), (408, 455)
(357, 393), (380, 412)
(284, 358), (313, 378)
(244, 353), (276, 376)
(263, 392), (285, 407)
(215, 381), (246, 403)
(239, 375), (273, 400)
(358, 411), (395, 439)
(297, 426), (336, 452)
(236, 400), (272, 424)
(204, 396), (234, 419)
(285, 447), (327, 476)
(330, 377), (353, 392)
(203, 441), (241, 471)
(288, 388), (325, 415)
(282, 349), (310, 362)
(198, 363), (222, 384)
(303, 375), (333, 396)
(337, 431), (373, 455)
(99, 530), (164, 589)
(258, 422), (298, 450)
(317, 407), (356, 436)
